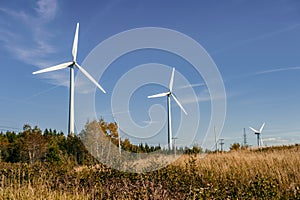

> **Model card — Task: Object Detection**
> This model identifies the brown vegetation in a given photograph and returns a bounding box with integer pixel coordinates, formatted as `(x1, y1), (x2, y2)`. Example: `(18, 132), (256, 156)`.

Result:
(0, 145), (299, 199)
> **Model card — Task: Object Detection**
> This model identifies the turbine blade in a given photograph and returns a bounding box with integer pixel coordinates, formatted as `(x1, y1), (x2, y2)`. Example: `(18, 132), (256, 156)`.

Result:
(259, 122), (265, 133)
(32, 62), (73, 74)
(249, 127), (259, 133)
(147, 92), (170, 98)
(169, 67), (175, 92)
(171, 93), (187, 115)
(72, 23), (79, 62)
(75, 63), (106, 93)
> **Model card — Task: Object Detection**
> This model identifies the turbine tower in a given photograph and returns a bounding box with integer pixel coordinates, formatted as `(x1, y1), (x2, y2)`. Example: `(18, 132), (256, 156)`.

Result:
(33, 23), (106, 136)
(148, 68), (187, 150)
(249, 122), (265, 147)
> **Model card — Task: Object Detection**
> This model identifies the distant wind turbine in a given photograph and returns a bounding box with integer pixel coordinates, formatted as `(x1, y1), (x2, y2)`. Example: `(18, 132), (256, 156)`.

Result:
(249, 122), (265, 147)
(148, 68), (187, 150)
(32, 23), (106, 136)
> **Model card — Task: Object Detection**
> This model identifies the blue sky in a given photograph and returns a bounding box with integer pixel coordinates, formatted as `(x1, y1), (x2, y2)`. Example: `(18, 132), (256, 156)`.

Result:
(1, 0), (300, 150)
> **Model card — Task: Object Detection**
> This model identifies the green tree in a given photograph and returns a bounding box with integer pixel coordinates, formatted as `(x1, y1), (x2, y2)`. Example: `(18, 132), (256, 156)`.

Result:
(18, 125), (48, 165)
(0, 133), (9, 162)
(45, 145), (61, 164)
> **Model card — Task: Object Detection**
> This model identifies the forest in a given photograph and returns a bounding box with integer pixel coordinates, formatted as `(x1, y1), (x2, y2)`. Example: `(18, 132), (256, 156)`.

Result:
(0, 119), (200, 166)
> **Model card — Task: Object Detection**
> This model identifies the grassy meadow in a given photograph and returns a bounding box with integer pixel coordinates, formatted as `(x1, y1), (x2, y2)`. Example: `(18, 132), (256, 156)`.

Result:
(0, 145), (299, 199)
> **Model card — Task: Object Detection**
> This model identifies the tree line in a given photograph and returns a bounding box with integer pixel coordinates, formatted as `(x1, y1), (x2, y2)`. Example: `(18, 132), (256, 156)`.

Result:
(0, 118), (202, 165)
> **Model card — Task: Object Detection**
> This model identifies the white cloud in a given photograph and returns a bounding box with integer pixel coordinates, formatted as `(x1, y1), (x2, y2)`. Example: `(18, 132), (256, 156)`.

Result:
(262, 137), (290, 144)
(0, 0), (58, 64)
(255, 66), (300, 75)
(212, 23), (300, 55)
(0, 8), (30, 23)
(99, 110), (131, 117)
(141, 120), (160, 124)
(179, 83), (206, 89)
(24, 84), (62, 101)
(0, 0), (68, 87)
(35, 0), (57, 21)
(180, 88), (227, 105)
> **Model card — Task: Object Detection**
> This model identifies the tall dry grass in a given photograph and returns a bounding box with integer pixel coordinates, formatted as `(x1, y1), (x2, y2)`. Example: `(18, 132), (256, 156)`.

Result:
(0, 146), (299, 199)
(172, 146), (300, 199)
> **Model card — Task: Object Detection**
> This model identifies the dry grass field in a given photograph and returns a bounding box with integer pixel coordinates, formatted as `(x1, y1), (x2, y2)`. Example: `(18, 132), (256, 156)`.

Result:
(0, 145), (299, 199)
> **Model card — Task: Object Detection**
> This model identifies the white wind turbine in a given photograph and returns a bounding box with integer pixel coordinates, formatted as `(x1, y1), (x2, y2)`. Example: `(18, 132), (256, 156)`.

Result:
(249, 122), (265, 147)
(33, 23), (106, 136)
(148, 68), (187, 150)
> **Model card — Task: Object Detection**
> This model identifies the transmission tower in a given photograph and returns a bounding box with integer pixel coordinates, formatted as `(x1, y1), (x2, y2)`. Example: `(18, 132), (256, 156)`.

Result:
(243, 128), (247, 146)
(214, 126), (218, 151)
(219, 139), (224, 152)
(172, 137), (178, 157)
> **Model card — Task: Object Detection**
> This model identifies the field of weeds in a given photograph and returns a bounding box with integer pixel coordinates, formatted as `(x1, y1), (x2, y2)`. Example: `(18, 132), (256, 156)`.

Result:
(0, 146), (299, 199)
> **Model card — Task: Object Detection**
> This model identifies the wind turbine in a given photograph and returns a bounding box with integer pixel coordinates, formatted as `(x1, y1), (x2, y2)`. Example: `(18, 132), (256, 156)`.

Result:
(32, 23), (106, 136)
(249, 122), (265, 147)
(148, 68), (187, 150)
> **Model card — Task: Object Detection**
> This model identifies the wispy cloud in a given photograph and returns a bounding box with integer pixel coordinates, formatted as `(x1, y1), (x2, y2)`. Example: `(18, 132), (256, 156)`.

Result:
(0, 0), (58, 69)
(99, 110), (131, 117)
(229, 66), (300, 83)
(35, 0), (57, 20)
(180, 88), (227, 105)
(0, 0), (75, 91)
(24, 84), (62, 101)
(212, 23), (300, 55)
(262, 137), (290, 145)
(255, 66), (300, 75)
(179, 83), (206, 89)
(141, 120), (160, 124)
